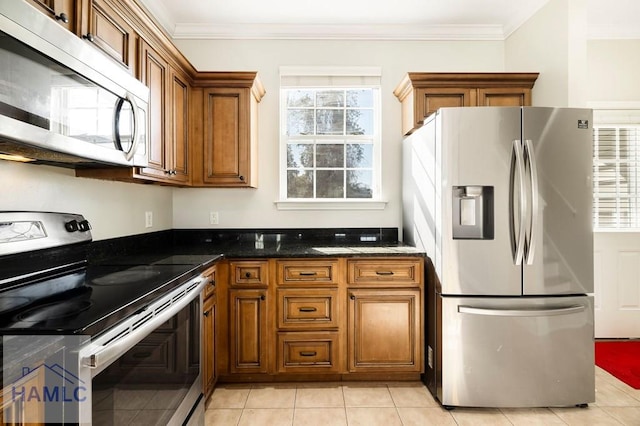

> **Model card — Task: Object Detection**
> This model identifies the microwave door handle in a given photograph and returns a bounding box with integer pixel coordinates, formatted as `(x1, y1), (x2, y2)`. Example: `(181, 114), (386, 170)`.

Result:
(125, 93), (140, 162)
(113, 93), (140, 162)
(524, 139), (538, 265)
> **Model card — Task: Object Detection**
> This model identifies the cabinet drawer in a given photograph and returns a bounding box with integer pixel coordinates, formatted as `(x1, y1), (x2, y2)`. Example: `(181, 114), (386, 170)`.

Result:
(277, 289), (339, 329)
(203, 267), (217, 299)
(277, 332), (340, 373)
(347, 258), (423, 286)
(276, 259), (339, 286)
(230, 261), (269, 287)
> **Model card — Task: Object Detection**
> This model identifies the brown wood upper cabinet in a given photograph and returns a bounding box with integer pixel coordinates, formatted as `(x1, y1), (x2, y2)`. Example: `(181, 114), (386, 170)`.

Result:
(393, 72), (539, 135)
(78, 0), (137, 75)
(191, 73), (265, 188)
(25, 0), (79, 33)
(137, 41), (191, 184)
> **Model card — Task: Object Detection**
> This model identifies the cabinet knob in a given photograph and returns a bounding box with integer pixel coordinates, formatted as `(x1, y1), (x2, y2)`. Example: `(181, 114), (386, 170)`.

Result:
(203, 310), (210, 317)
(209, 280), (216, 287)
(83, 33), (95, 42)
(55, 13), (69, 23)
(260, 294), (265, 301)
(350, 293), (355, 300)
(239, 175), (245, 181)
(245, 272), (251, 278)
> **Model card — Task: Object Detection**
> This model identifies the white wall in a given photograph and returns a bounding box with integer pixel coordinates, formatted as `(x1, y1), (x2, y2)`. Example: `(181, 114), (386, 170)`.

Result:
(588, 39), (640, 102)
(0, 161), (173, 240)
(505, 0), (572, 106)
(172, 39), (505, 229)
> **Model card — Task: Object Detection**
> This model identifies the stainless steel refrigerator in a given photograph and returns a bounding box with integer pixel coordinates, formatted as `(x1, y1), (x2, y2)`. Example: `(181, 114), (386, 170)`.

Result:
(403, 106), (595, 408)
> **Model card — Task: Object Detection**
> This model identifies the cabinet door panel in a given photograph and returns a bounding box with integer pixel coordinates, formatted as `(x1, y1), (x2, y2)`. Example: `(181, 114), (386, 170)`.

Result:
(86, 0), (136, 73)
(478, 88), (530, 107)
(169, 67), (190, 183)
(229, 290), (268, 373)
(139, 41), (168, 178)
(348, 289), (422, 372)
(202, 295), (216, 396)
(417, 88), (474, 124)
(203, 88), (253, 186)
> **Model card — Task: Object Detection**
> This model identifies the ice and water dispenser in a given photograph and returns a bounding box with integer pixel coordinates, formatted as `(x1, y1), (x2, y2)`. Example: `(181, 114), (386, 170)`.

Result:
(452, 186), (494, 239)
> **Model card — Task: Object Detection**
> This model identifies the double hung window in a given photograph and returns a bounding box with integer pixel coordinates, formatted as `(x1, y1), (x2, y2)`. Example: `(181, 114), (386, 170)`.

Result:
(279, 67), (382, 204)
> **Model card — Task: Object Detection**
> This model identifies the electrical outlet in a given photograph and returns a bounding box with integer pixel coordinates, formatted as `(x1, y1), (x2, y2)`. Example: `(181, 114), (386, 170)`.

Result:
(209, 211), (219, 225)
(145, 211), (153, 228)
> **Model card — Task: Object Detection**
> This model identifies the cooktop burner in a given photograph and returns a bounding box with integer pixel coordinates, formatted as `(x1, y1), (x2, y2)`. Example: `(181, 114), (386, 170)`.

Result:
(15, 299), (93, 322)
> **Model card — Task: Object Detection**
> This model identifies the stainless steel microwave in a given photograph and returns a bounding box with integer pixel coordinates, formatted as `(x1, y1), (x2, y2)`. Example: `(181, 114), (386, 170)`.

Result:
(0, 1), (149, 168)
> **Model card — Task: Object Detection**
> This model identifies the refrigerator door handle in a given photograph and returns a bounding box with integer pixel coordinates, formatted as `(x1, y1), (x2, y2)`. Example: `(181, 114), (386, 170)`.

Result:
(458, 304), (586, 317)
(511, 139), (526, 265)
(524, 139), (539, 265)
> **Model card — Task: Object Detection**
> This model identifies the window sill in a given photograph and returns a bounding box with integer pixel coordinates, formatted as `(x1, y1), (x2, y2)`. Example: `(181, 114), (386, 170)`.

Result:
(275, 199), (388, 211)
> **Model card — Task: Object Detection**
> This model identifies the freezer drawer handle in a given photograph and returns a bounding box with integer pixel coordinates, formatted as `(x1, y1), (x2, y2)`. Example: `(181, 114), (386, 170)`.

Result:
(458, 304), (585, 317)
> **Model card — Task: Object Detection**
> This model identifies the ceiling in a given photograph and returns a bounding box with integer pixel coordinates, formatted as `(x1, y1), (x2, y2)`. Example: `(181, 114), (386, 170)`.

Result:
(138, 0), (640, 40)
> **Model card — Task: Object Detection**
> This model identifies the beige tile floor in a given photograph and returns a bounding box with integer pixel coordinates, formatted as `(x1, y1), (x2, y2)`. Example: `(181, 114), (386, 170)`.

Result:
(204, 367), (640, 425)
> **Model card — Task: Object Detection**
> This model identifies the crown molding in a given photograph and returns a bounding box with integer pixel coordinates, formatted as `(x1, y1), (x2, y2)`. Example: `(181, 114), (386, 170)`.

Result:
(170, 23), (506, 41)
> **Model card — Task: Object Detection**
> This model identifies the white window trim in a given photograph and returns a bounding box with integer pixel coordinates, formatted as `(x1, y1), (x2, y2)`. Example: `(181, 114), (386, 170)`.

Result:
(589, 102), (640, 232)
(276, 66), (385, 211)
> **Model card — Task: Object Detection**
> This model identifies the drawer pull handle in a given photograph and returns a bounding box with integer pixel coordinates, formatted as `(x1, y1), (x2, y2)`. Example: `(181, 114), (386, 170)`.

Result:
(132, 352), (152, 359)
(299, 351), (317, 357)
(299, 272), (317, 276)
(376, 271), (395, 276)
(298, 307), (317, 312)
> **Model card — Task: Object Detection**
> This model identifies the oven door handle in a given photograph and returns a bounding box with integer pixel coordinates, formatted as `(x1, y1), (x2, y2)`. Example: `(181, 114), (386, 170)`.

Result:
(83, 276), (205, 375)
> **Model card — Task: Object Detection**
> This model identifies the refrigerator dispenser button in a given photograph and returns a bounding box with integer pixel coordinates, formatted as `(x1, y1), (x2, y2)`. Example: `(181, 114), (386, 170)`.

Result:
(460, 198), (476, 226)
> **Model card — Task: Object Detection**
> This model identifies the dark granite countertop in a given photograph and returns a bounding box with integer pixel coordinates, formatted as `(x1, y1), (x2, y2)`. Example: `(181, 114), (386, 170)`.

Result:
(88, 228), (426, 266)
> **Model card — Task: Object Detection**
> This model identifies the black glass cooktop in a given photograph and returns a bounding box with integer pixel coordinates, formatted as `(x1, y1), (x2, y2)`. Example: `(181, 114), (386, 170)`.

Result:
(0, 263), (201, 336)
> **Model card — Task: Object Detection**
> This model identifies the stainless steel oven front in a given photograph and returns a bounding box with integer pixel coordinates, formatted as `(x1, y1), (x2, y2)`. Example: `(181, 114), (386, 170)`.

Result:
(77, 275), (206, 425)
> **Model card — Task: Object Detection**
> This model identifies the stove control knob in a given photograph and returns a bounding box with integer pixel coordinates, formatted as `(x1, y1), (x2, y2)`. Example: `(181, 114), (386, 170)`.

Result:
(78, 220), (92, 232)
(65, 220), (79, 232)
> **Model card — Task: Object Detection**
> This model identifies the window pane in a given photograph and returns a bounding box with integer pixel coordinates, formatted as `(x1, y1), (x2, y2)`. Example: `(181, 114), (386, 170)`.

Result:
(346, 109), (373, 135)
(316, 109), (344, 135)
(287, 90), (314, 107)
(287, 170), (313, 198)
(346, 144), (373, 168)
(316, 90), (344, 107)
(316, 144), (344, 168)
(346, 89), (373, 107)
(287, 143), (314, 168)
(287, 109), (314, 136)
(316, 170), (344, 198)
(347, 170), (373, 198)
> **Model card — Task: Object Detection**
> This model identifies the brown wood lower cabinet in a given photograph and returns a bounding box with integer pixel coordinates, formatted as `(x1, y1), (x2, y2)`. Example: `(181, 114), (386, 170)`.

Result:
(228, 289), (268, 374)
(217, 256), (424, 382)
(276, 331), (340, 373)
(347, 289), (422, 372)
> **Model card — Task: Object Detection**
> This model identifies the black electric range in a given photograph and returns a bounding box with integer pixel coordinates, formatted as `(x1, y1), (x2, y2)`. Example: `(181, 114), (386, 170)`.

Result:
(0, 212), (217, 337)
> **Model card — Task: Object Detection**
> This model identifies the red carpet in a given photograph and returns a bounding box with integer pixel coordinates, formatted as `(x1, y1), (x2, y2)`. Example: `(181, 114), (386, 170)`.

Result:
(595, 341), (640, 389)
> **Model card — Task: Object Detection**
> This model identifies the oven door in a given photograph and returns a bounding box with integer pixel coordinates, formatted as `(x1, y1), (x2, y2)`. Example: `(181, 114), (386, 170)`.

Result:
(78, 276), (205, 425)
